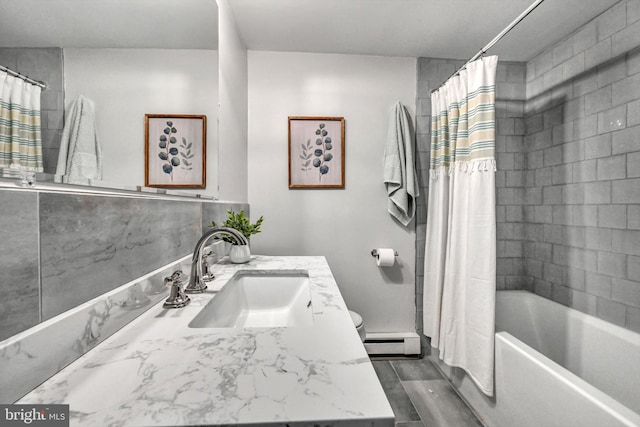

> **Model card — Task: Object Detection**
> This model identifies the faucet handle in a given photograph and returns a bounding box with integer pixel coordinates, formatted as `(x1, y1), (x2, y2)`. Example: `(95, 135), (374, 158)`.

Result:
(163, 269), (190, 309)
(169, 269), (185, 284)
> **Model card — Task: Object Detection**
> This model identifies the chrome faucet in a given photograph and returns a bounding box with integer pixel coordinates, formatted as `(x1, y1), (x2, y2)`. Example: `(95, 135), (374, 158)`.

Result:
(186, 226), (248, 293)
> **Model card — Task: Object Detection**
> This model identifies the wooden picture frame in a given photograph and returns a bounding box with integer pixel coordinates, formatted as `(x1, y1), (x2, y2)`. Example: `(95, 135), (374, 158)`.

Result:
(288, 116), (345, 189)
(145, 114), (206, 188)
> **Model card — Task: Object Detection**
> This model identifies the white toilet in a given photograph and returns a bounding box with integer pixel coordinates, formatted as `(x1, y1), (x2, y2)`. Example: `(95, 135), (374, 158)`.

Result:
(348, 310), (366, 342)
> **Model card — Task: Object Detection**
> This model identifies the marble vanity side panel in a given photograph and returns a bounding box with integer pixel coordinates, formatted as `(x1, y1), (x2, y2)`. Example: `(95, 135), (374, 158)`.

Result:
(40, 193), (201, 319)
(201, 202), (250, 234)
(0, 190), (40, 341)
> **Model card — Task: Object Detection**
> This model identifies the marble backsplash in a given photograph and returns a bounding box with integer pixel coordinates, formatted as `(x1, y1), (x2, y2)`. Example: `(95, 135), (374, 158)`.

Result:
(0, 191), (40, 339)
(0, 188), (249, 341)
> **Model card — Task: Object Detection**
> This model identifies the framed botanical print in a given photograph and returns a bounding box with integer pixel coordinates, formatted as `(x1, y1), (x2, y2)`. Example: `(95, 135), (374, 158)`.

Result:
(288, 116), (345, 189)
(145, 114), (206, 188)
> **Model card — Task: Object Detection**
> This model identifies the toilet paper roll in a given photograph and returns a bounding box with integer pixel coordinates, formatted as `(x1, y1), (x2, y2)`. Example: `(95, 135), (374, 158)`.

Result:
(376, 248), (396, 267)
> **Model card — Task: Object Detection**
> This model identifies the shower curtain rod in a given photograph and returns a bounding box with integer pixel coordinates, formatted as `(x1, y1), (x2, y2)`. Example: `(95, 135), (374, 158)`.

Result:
(0, 64), (47, 89)
(431, 0), (545, 93)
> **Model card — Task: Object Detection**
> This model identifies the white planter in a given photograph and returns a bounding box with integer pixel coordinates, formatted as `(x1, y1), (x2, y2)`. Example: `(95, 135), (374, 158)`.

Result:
(229, 245), (251, 263)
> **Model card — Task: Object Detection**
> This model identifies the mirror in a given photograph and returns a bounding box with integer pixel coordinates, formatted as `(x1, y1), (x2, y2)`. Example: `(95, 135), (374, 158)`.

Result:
(0, 0), (219, 198)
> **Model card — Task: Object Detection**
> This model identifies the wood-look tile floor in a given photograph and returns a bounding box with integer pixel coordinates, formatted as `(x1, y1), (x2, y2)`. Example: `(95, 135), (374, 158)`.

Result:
(371, 357), (484, 427)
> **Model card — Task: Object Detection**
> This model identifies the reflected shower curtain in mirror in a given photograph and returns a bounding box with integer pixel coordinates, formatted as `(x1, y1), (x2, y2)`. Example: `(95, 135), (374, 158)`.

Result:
(0, 71), (43, 172)
(423, 55), (498, 396)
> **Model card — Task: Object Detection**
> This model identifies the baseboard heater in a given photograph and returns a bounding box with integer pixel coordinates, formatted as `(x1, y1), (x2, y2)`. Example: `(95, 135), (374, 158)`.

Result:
(364, 332), (421, 355)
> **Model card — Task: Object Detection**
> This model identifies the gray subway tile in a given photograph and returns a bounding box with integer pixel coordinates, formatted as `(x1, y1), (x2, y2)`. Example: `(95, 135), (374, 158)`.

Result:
(572, 290), (598, 315)
(566, 227), (588, 250)
(629, 205), (640, 229)
(597, 56), (627, 88)
(585, 39), (613, 71)
(629, 255), (640, 282)
(573, 22), (598, 54)
(563, 52), (585, 81)
(543, 66), (564, 92)
(535, 205), (553, 224)
(554, 38), (575, 67)
(612, 73), (640, 106)
(612, 18), (640, 58)
(544, 224), (566, 245)
(612, 125), (640, 154)
(544, 263), (564, 284)
(598, 205), (628, 229)
(597, 1), (627, 41)
(585, 86), (612, 115)
(573, 205), (598, 227)
(597, 154), (627, 180)
(573, 72), (598, 97)
(565, 267), (586, 290)
(544, 145), (564, 167)
(573, 159), (597, 182)
(543, 186), (563, 205)
(574, 114), (599, 139)
(585, 271), (613, 298)
(628, 99), (640, 127)
(611, 229), (640, 256)
(585, 227), (612, 251)
(562, 183), (585, 204)
(564, 97), (585, 122)
(612, 278), (640, 308)
(630, 1), (640, 25)
(612, 178), (640, 203)
(597, 297), (627, 326)
(584, 181), (611, 204)
(553, 123), (574, 145)
(552, 284), (573, 306)
(598, 105), (627, 134)
(598, 251), (627, 277)
(563, 140), (584, 163)
(553, 163), (574, 184)
(626, 306), (640, 334)
(628, 46), (640, 76)
(584, 133), (612, 159)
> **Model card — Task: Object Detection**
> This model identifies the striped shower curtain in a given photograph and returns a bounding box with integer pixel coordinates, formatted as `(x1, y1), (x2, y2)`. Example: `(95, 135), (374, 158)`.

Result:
(423, 55), (498, 396)
(0, 71), (44, 172)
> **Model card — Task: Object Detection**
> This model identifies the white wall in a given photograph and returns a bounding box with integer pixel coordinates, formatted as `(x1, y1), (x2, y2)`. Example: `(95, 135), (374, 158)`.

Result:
(248, 51), (417, 334)
(217, 0), (248, 202)
(64, 48), (218, 197)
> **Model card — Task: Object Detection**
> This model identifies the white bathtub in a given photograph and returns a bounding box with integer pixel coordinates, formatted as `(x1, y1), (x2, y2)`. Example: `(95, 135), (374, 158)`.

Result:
(431, 290), (640, 427)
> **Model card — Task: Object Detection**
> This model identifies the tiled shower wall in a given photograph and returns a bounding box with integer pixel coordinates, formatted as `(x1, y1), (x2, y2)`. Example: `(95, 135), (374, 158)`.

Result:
(523, 0), (640, 331)
(0, 187), (248, 341)
(0, 48), (64, 173)
(415, 0), (640, 338)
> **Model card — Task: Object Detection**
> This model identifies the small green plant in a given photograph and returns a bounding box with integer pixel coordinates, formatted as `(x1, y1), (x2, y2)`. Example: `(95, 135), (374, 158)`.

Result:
(210, 210), (264, 244)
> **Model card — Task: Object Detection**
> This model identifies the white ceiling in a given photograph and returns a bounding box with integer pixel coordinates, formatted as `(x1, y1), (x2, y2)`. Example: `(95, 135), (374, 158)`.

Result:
(229, 0), (620, 61)
(0, 0), (218, 49)
(0, 0), (620, 61)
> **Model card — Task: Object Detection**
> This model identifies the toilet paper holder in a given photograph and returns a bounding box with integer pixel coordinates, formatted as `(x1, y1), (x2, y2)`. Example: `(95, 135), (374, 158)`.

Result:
(371, 249), (398, 258)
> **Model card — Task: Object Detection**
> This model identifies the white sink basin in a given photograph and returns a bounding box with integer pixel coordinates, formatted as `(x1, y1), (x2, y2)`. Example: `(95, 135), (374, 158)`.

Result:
(189, 270), (314, 328)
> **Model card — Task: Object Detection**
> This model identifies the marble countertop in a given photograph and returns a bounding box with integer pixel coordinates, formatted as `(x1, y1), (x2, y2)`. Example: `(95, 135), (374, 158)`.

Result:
(19, 256), (394, 427)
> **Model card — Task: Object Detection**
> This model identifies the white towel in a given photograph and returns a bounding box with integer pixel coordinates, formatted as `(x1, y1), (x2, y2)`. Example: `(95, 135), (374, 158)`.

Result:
(56, 95), (102, 184)
(383, 101), (419, 226)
